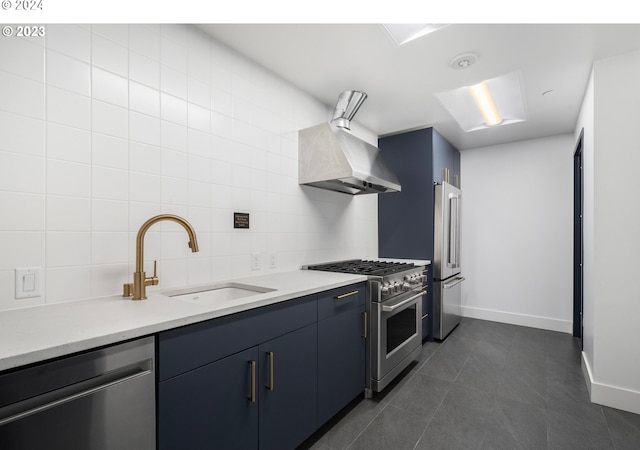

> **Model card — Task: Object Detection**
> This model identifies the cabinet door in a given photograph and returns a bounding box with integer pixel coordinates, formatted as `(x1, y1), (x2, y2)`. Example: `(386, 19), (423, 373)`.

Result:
(158, 347), (259, 450)
(258, 324), (318, 450)
(317, 305), (366, 426)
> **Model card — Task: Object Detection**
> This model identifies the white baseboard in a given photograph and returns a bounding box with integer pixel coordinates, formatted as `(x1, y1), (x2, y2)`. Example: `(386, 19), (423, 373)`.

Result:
(460, 305), (573, 334)
(581, 352), (640, 415)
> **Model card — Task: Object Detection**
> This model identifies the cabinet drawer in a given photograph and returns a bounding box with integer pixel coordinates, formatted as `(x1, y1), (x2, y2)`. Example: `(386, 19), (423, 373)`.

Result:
(318, 283), (365, 320)
(158, 294), (317, 381)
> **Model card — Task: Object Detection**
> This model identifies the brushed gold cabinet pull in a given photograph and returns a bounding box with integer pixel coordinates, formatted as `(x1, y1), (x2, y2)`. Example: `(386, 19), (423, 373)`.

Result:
(335, 290), (358, 300)
(421, 313), (429, 320)
(362, 311), (368, 338)
(267, 351), (274, 391)
(248, 360), (256, 403)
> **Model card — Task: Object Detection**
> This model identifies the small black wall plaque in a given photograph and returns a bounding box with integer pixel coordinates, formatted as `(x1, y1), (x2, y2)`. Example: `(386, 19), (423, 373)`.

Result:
(234, 212), (250, 229)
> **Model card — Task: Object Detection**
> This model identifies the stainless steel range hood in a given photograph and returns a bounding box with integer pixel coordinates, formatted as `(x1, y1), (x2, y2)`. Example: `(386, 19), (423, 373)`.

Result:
(298, 91), (401, 195)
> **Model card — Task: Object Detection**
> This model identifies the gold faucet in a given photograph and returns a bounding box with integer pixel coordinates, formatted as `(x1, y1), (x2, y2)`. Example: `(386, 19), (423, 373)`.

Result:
(123, 214), (199, 300)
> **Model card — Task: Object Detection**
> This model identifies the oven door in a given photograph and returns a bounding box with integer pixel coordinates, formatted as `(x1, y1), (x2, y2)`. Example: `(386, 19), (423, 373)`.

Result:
(371, 287), (424, 389)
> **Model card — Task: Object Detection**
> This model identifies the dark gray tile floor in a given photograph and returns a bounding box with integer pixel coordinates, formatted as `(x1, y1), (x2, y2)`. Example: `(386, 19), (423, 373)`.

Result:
(299, 317), (640, 450)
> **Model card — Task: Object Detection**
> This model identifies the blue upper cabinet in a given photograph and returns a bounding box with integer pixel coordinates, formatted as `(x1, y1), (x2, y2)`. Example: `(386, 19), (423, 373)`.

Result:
(432, 128), (461, 186)
(378, 127), (460, 342)
(378, 126), (460, 260)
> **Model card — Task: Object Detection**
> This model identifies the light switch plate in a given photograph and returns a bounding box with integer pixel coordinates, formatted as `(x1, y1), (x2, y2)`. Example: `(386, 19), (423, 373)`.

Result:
(269, 253), (277, 269)
(15, 267), (42, 299)
(251, 254), (261, 271)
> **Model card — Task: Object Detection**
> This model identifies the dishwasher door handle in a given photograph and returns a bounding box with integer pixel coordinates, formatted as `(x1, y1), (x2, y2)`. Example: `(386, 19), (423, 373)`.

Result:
(0, 365), (152, 427)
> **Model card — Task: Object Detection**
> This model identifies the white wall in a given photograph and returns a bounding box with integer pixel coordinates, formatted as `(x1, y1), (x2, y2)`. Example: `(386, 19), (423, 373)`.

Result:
(0, 24), (378, 310)
(576, 50), (640, 414)
(460, 134), (574, 332)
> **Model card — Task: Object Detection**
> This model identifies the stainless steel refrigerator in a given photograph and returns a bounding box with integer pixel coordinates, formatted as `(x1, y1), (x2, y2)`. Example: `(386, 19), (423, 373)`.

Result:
(434, 181), (465, 340)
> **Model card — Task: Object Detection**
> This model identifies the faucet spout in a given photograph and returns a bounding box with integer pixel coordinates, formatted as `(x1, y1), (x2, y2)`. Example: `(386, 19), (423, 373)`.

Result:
(124, 214), (199, 300)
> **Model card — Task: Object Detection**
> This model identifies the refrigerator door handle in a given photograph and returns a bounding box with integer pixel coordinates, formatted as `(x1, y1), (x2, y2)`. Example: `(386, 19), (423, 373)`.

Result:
(448, 193), (461, 268)
(443, 276), (465, 289)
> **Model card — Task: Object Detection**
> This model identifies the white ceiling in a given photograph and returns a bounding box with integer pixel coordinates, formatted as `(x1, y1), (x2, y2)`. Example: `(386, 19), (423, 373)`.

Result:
(198, 24), (640, 150)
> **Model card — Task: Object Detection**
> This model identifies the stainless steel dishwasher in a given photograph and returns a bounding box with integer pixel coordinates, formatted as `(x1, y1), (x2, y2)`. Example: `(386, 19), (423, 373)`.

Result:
(0, 336), (155, 450)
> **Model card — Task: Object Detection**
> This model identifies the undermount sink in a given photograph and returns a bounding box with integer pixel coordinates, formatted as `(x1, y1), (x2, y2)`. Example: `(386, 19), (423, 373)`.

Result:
(163, 282), (276, 305)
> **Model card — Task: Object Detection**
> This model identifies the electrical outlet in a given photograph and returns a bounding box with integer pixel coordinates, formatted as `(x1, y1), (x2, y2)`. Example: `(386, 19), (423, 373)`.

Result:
(269, 253), (277, 269)
(251, 253), (261, 271)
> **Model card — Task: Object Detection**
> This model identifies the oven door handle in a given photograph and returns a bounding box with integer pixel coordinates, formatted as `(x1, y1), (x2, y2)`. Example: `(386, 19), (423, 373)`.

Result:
(382, 290), (426, 312)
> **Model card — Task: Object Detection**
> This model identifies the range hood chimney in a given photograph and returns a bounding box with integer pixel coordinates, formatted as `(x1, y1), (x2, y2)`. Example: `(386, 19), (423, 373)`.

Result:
(330, 90), (368, 130)
(298, 91), (401, 195)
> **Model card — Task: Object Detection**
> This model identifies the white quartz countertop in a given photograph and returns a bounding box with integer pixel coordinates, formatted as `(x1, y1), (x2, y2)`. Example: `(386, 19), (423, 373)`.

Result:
(0, 270), (368, 372)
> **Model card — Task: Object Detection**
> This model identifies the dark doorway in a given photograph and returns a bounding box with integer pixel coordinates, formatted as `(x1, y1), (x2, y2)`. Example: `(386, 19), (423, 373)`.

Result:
(573, 129), (584, 348)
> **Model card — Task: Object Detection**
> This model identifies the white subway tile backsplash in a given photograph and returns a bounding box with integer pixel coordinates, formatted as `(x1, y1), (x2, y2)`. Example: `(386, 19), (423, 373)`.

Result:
(45, 24), (91, 62)
(130, 25), (161, 61)
(129, 111), (161, 147)
(47, 86), (90, 130)
(92, 133), (128, 169)
(47, 123), (91, 164)
(0, 151), (44, 194)
(46, 266), (91, 303)
(0, 24), (378, 310)
(92, 100), (128, 139)
(92, 67), (128, 108)
(160, 120), (187, 152)
(187, 29), (211, 83)
(92, 34), (128, 77)
(0, 37), (43, 81)
(91, 232), (128, 265)
(47, 195), (91, 231)
(187, 103), (210, 132)
(188, 77), (211, 108)
(187, 128), (211, 158)
(129, 51), (160, 89)
(0, 111), (44, 156)
(92, 24), (128, 47)
(130, 81), (160, 117)
(47, 50), (91, 97)
(92, 199), (129, 231)
(130, 142), (161, 175)
(161, 148), (188, 179)
(161, 93), (188, 125)
(0, 71), (44, 119)
(92, 166), (128, 201)
(0, 231), (44, 270)
(47, 159), (90, 197)
(90, 263), (129, 297)
(211, 110), (233, 140)
(161, 37), (187, 73)
(211, 88), (232, 114)
(187, 156), (211, 184)
(46, 232), (91, 267)
(129, 172), (161, 203)
(128, 203), (162, 232)
(0, 192), (44, 231)
(161, 176), (187, 206)
(161, 65), (187, 99)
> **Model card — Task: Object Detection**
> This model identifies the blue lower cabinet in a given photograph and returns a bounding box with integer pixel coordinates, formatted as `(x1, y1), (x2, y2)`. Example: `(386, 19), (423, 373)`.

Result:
(157, 283), (366, 449)
(259, 324), (318, 450)
(158, 347), (260, 450)
(317, 306), (365, 426)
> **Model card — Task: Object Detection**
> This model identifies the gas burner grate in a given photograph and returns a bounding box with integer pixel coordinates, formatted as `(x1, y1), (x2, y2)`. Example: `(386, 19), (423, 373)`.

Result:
(306, 259), (414, 276)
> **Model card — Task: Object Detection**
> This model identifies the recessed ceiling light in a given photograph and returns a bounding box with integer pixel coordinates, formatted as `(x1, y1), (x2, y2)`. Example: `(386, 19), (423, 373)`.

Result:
(435, 71), (527, 132)
(382, 24), (449, 46)
(450, 53), (478, 70)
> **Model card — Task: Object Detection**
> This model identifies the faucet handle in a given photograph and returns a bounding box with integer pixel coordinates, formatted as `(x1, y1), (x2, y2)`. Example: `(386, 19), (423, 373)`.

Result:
(123, 283), (133, 297)
(147, 260), (159, 287)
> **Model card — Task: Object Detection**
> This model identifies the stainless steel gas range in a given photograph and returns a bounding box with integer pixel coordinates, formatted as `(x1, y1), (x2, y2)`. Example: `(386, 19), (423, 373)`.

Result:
(304, 259), (426, 397)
